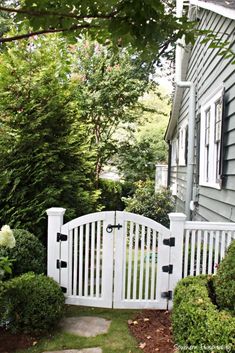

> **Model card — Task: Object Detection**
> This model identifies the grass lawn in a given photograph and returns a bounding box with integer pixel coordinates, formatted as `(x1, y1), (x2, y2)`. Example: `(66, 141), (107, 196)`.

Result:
(16, 306), (142, 353)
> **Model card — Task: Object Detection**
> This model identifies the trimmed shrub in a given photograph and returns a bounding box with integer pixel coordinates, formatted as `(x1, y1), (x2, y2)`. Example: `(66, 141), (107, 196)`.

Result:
(2, 272), (65, 333)
(0, 229), (46, 277)
(172, 276), (235, 353)
(123, 181), (174, 227)
(98, 179), (125, 210)
(214, 240), (235, 313)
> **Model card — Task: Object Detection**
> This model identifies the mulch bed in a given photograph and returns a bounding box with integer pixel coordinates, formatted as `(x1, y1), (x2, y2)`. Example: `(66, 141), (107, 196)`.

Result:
(128, 310), (177, 353)
(0, 327), (36, 353)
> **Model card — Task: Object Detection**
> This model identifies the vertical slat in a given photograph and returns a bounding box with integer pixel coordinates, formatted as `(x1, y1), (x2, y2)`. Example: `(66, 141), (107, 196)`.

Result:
(96, 221), (101, 298)
(78, 225), (84, 297)
(220, 230), (225, 261)
(145, 227), (151, 299)
(214, 231), (220, 274)
(90, 222), (95, 297)
(133, 223), (139, 300)
(150, 230), (157, 300)
(202, 230), (208, 274)
(122, 221), (127, 299)
(190, 230), (196, 276)
(84, 223), (89, 297)
(127, 222), (134, 300)
(138, 225), (145, 300)
(196, 230), (202, 275)
(68, 229), (73, 296)
(184, 230), (190, 277)
(227, 231), (232, 248)
(73, 227), (78, 296)
(208, 231), (214, 275)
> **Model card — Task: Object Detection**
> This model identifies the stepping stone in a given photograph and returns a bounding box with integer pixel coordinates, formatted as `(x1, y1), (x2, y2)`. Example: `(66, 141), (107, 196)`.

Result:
(59, 317), (111, 337)
(43, 349), (102, 353)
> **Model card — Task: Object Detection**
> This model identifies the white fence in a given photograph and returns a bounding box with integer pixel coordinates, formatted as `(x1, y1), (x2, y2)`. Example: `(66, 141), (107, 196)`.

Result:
(182, 221), (235, 278)
(47, 209), (235, 309)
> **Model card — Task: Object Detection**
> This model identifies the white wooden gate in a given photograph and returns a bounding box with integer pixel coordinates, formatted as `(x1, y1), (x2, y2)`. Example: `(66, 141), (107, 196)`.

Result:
(47, 210), (174, 310)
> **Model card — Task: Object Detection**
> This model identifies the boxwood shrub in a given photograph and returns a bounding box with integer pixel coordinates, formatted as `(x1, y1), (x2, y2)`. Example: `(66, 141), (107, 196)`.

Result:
(172, 275), (235, 353)
(2, 272), (65, 334)
(214, 240), (235, 314)
(0, 229), (46, 277)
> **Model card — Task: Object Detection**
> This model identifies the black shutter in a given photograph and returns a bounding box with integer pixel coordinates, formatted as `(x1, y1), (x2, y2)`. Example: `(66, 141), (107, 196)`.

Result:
(195, 113), (201, 186)
(219, 88), (226, 187)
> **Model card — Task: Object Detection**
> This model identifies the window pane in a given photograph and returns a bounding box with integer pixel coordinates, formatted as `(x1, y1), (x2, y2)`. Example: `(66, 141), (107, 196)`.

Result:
(215, 99), (222, 142)
(205, 108), (210, 146)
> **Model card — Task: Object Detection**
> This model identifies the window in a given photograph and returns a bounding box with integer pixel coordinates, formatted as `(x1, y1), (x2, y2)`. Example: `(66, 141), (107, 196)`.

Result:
(199, 87), (224, 189)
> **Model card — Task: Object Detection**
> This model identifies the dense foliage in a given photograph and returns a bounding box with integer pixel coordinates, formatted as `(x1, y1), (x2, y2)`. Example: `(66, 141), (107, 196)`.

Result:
(172, 276), (235, 353)
(98, 179), (125, 211)
(116, 90), (170, 182)
(0, 36), (99, 238)
(0, 272), (65, 333)
(123, 181), (174, 227)
(214, 240), (235, 314)
(0, 229), (46, 277)
(0, 1), (192, 64)
(69, 39), (150, 182)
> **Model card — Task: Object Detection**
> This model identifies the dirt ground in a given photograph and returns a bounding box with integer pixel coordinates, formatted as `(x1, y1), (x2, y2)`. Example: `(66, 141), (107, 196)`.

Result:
(0, 327), (36, 353)
(128, 310), (177, 353)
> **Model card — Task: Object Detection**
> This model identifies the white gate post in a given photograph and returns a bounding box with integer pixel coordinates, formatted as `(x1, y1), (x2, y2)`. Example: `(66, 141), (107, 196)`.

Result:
(168, 212), (186, 309)
(46, 207), (66, 283)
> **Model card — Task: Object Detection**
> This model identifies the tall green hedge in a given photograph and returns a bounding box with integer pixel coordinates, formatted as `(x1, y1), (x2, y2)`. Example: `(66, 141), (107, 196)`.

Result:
(214, 240), (235, 314)
(172, 276), (235, 353)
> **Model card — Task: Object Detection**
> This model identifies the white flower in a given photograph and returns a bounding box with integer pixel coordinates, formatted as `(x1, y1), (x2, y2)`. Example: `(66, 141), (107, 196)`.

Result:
(0, 225), (15, 248)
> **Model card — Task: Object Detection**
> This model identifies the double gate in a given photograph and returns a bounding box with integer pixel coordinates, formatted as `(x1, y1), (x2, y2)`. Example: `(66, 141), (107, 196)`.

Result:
(47, 210), (177, 310)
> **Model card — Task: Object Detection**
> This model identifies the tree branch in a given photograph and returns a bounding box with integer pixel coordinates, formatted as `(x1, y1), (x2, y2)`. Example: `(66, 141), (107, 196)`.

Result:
(0, 5), (121, 21)
(0, 24), (99, 43)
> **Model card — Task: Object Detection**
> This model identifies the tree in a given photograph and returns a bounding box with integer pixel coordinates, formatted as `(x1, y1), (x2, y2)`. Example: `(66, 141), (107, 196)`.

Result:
(0, 1), (191, 63)
(115, 89), (170, 182)
(69, 37), (151, 182)
(0, 36), (98, 239)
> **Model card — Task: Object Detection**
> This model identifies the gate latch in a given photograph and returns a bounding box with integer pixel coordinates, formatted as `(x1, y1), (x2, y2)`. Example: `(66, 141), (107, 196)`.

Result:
(106, 224), (123, 233)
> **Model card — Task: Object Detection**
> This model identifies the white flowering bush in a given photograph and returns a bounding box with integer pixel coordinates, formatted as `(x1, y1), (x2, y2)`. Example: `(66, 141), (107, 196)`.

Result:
(0, 225), (15, 280)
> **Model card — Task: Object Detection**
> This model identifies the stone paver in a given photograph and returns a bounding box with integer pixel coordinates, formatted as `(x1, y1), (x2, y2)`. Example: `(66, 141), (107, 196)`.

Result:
(59, 316), (111, 337)
(42, 349), (102, 353)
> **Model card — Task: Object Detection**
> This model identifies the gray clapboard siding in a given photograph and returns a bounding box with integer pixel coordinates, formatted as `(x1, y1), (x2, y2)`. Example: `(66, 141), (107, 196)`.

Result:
(170, 7), (235, 222)
(199, 195), (235, 221)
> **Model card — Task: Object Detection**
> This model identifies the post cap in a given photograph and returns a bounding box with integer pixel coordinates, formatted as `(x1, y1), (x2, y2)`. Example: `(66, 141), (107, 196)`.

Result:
(168, 212), (187, 221)
(46, 207), (66, 216)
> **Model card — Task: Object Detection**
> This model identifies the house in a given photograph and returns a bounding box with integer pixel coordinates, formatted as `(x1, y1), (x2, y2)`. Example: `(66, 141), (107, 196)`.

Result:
(165, 0), (235, 221)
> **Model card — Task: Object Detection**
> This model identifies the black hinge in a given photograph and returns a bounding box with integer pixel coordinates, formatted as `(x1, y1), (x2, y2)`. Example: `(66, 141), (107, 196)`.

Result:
(56, 260), (67, 269)
(163, 237), (175, 247)
(57, 232), (68, 242)
(162, 264), (173, 274)
(60, 286), (67, 293)
(161, 291), (173, 300)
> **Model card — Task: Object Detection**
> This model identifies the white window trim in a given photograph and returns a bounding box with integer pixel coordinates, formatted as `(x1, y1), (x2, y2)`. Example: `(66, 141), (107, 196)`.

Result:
(199, 86), (224, 190)
(178, 123), (187, 167)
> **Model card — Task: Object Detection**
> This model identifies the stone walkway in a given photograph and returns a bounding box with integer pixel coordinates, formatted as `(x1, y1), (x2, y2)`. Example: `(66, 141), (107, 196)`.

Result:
(43, 316), (111, 353)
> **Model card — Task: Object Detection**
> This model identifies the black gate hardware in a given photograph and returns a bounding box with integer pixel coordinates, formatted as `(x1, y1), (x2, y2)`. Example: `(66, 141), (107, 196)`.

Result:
(56, 260), (67, 269)
(106, 224), (123, 233)
(162, 264), (173, 274)
(161, 291), (173, 300)
(57, 232), (68, 242)
(60, 286), (67, 293)
(163, 237), (175, 247)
